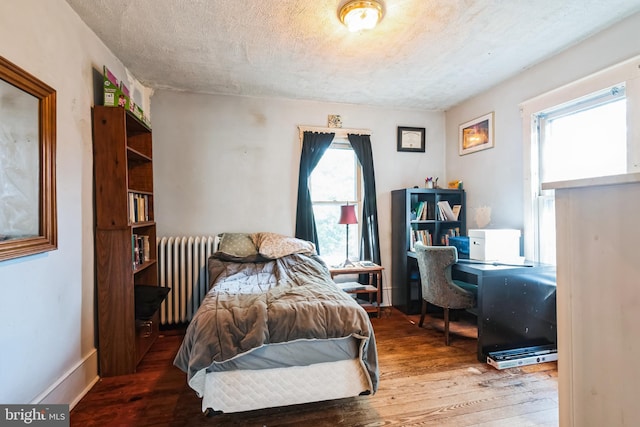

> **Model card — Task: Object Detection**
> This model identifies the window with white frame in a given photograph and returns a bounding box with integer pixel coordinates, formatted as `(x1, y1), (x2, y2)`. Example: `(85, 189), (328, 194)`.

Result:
(532, 85), (627, 264)
(309, 138), (361, 266)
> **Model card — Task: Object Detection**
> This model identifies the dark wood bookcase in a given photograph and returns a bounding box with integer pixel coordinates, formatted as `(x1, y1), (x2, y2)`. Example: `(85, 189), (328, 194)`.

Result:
(391, 188), (466, 314)
(92, 106), (158, 376)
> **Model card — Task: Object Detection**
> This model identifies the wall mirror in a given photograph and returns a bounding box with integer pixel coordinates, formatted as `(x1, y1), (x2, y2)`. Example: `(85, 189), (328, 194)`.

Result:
(0, 56), (57, 262)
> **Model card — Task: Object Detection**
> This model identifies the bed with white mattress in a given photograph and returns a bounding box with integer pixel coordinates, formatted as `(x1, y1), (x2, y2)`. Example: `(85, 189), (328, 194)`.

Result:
(173, 232), (379, 414)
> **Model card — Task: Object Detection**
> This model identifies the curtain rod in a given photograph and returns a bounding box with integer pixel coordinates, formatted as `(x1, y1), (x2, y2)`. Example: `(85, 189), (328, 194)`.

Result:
(298, 125), (372, 142)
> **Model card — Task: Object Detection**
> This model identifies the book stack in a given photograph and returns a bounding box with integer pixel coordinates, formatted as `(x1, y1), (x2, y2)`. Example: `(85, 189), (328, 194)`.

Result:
(128, 192), (150, 223)
(410, 229), (432, 250)
(132, 234), (150, 268)
(440, 227), (461, 245)
(413, 201), (429, 220)
(436, 201), (461, 221)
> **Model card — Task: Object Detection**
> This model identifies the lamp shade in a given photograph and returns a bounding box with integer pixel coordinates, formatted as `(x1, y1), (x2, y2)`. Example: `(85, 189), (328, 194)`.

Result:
(339, 204), (358, 225)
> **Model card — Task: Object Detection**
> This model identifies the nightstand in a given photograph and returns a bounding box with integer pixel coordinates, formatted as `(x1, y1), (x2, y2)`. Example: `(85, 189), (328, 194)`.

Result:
(329, 263), (383, 318)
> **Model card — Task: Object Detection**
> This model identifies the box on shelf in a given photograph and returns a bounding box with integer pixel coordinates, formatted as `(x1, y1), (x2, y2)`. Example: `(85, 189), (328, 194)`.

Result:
(103, 65), (127, 108)
(468, 229), (521, 263)
(102, 66), (151, 128)
(103, 66), (132, 112)
(448, 236), (469, 256)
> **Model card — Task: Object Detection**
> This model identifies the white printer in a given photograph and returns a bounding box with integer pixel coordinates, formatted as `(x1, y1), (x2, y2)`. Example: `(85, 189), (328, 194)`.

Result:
(468, 229), (522, 263)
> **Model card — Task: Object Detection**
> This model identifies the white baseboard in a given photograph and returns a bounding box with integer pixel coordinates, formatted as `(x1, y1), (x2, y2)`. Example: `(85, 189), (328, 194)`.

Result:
(382, 285), (392, 307)
(32, 348), (99, 410)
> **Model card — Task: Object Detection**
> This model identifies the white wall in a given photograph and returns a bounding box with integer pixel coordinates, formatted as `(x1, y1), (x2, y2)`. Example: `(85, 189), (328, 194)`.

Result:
(0, 0), (151, 406)
(152, 90), (445, 302)
(445, 12), (640, 240)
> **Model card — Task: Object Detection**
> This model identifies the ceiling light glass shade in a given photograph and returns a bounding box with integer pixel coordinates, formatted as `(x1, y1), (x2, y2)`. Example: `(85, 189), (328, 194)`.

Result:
(339, 0), (383, 32)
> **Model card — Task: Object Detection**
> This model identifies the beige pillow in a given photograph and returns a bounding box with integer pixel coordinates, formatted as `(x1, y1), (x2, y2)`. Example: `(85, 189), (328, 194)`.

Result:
(214, 233), (264, 262)
(251, 232), (316, 259)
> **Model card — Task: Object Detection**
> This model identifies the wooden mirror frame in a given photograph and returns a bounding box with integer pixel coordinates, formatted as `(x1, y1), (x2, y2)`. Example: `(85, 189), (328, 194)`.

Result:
(0, 56), (57, 261)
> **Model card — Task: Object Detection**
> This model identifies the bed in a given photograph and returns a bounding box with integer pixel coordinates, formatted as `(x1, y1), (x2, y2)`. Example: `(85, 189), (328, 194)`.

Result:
(173, 232), (379, 414)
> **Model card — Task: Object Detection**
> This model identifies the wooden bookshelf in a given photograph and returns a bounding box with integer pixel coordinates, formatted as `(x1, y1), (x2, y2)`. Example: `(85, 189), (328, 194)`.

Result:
(92, 106), (159, 376)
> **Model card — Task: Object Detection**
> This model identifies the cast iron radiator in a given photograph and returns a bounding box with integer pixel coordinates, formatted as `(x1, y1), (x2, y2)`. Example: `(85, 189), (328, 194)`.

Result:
(157, 236), (216, 325)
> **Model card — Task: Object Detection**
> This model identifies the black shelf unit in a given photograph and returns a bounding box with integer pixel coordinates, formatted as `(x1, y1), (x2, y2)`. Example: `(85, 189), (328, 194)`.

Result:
(391, 188), (466, 314)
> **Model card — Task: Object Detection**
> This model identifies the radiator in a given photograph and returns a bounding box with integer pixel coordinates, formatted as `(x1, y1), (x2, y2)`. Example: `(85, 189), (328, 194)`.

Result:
(157, 236), (217, 325)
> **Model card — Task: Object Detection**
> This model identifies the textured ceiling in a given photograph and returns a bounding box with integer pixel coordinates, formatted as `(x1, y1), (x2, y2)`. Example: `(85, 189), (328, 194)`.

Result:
(65, 0), (640, 110)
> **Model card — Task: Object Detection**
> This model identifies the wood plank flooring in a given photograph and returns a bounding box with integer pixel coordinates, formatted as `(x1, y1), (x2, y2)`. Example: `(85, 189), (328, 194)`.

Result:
(71, 308), (558, 426)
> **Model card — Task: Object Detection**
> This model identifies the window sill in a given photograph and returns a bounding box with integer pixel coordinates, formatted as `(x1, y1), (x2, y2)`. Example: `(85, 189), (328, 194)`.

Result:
(541, 172), (640, 191)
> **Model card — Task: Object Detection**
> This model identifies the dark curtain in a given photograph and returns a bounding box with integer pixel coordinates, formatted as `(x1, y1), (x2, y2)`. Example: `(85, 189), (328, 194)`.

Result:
(295, 131), (334, 252)
(348, 134), (381, 266)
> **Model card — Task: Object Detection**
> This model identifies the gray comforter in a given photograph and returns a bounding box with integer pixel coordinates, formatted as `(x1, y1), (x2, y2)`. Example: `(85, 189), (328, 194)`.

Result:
(174, 252), (379, 392)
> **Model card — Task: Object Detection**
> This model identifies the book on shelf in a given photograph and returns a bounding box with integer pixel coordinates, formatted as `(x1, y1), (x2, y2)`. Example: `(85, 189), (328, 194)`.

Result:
(132, 234), (138, 267)
(415, 202), (424, 221)
(129, 192), (135, 223)
(439, 227), (461, 245)
(410, 229), (432, 250)
(142, 235), (150, 262)
(128, 192), (150, 223)
(425, 230), (433, 245)
(132, 234), (136, 267)
(437, 201), (456, 221)
(414, 202), (422, 220)
(132, 234), (151, 267)
(424, 202), (431, 219)
(413, 201), (430, 220)
(138, 195), (144, 222)
(451, 204), (461, 220)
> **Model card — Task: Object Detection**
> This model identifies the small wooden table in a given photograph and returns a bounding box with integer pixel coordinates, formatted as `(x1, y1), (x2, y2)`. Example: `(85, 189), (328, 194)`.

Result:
(329, 263), (383, 318)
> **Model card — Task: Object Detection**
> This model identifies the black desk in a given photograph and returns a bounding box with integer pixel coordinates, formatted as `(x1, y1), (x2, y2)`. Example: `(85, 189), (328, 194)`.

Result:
(452, 260), (557, 362)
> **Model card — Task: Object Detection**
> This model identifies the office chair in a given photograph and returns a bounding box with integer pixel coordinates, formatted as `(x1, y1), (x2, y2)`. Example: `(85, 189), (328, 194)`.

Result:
(414, 242), (477, 345)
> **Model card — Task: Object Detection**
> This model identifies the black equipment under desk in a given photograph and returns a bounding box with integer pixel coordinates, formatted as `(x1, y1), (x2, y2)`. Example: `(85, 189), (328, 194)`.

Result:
(452, 260), (557, 362)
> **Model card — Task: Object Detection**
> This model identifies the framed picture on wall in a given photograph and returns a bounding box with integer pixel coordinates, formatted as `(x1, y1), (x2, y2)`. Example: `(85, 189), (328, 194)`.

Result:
(397, 126), (425, 152)
(459, 112), (494, 155)
(0, 56), (57, 261)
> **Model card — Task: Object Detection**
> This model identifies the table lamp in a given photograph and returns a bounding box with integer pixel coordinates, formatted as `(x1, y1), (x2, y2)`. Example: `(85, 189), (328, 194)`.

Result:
(338, 204), (358, 267)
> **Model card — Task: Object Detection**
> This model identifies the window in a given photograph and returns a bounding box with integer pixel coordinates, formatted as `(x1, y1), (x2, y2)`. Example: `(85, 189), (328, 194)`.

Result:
(521, 56), (639, 263)
(310, 139), (361, 265)
(538, 86), (626, 183)
(533, 85), (627, 264)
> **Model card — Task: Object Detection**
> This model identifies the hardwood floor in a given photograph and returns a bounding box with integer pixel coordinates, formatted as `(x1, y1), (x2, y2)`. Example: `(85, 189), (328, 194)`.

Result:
(71, 308), (558, 426)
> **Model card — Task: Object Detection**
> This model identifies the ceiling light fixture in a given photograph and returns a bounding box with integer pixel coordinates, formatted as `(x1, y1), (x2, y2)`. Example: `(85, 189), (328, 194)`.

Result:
(339, 0), (384, 32)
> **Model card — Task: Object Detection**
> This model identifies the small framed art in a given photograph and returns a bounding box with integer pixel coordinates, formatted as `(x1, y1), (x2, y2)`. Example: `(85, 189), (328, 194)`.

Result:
(328, 114), (342, 128)
(397, 126), (425, 152)
(459, 112), (494, 155)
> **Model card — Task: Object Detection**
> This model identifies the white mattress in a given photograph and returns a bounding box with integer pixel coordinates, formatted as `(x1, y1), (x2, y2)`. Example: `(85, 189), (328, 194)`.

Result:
(200, 357), (372, 413)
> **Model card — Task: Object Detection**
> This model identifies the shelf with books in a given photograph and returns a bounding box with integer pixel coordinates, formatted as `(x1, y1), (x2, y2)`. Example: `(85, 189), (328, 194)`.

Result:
(391, 188), (466, 314)
(410, 228), (433, 250)
(132, 233), (152, 268)
(437, 199), (461, 221)
(128, 192), (152, 224)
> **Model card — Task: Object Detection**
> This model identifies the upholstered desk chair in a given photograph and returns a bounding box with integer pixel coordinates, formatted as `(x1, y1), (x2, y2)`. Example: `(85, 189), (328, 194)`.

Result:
(414, 243), (477, 345)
